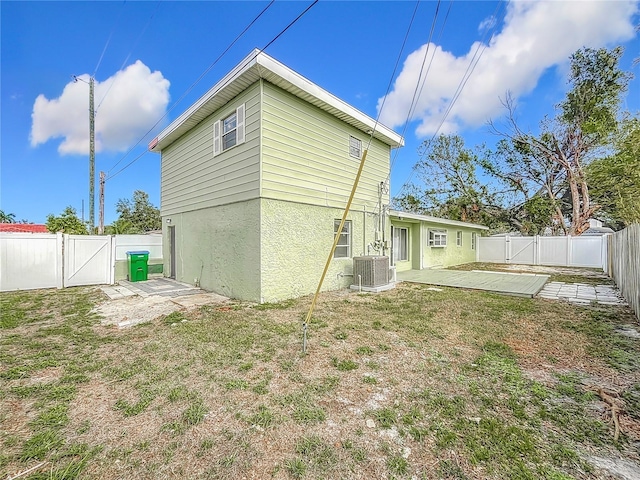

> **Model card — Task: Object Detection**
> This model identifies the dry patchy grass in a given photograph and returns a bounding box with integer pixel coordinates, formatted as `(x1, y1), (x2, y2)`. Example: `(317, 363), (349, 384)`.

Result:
(1, 283), (639, 479)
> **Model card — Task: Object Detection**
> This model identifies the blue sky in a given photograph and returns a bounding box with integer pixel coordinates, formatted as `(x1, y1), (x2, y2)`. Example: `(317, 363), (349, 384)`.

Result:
(2, 0), (639, 225)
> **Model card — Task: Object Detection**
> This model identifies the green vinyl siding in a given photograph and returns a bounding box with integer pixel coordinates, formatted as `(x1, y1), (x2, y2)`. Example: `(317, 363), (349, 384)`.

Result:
(261, 82), (390, 211)
(161, 82), (261, 216)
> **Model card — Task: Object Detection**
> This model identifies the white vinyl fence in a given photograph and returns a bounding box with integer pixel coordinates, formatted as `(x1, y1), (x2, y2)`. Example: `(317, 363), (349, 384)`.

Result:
(477, 235), (609, 271)
(0, 233), (162, 292)
(609, 224), (640, 319)
(0, 233), (64, 290)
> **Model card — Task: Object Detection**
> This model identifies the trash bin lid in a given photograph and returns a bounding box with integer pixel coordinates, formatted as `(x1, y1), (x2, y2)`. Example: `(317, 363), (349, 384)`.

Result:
(126, 250), (150, 255)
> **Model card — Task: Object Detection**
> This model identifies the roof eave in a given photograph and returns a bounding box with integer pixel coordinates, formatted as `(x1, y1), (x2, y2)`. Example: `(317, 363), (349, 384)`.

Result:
(389, 209), (490, 230)
(149, 50), (404, 152)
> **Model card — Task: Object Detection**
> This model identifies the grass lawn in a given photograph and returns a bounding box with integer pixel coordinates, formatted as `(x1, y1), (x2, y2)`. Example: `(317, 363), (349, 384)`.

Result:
(1, 282), (639, 479)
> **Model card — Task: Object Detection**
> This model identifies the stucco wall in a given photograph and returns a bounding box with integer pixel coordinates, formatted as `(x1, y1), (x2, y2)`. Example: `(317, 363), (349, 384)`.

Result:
(260, 198), (387, 302)
(422, 224), (479, 268)
(390, 219), (483, 271)
(162, 200), (261, 301)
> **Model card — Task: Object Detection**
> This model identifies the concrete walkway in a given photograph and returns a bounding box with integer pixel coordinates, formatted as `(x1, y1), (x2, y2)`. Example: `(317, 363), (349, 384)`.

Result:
(398, 269), (549, 297)
(537, 282), (627, 306)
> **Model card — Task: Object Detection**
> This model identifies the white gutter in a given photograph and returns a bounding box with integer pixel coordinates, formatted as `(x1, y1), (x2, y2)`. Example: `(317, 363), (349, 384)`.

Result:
(389, 209), (490, 230)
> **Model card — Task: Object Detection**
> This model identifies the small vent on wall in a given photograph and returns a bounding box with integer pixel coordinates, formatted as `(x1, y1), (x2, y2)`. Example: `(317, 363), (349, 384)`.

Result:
(353, 256), (390, 287)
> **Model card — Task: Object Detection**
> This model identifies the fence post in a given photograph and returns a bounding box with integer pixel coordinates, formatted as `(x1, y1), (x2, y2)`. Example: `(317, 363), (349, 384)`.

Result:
(566, 235), (572, 267)
(109, 235), (116, 285)
(56, 233), (64, 289)
(505, 235), (511, 264)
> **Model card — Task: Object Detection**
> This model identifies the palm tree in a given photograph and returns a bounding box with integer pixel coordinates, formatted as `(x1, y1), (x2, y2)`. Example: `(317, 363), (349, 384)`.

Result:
(0, 210), (16, 223)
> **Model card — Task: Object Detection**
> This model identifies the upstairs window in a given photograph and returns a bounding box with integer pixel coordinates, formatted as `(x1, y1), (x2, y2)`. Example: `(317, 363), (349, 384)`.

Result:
(349, 136), (362, 159)
(428, 229), (447, 247)
(334, 220), (352, 258)
(223, 111), (238, 150)
(213, 103), (245, 156)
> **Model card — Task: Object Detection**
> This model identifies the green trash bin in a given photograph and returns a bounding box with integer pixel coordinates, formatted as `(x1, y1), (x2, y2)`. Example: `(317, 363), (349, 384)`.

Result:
(126, 250), (149, 282)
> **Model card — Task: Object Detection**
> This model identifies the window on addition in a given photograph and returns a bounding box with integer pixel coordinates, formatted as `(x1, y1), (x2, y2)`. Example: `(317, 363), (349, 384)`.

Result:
(428, 229), (447, 247)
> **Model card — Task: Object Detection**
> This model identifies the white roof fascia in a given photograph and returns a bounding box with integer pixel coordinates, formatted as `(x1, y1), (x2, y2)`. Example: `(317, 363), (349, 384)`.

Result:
(389, 209), (490, 231)
(152, 50), (261, 150)
(256, 53), (403, 147)
(150, 49), (404, 151)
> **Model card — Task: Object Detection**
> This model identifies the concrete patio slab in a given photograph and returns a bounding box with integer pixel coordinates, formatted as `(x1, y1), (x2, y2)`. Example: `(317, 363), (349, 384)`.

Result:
(397, 269), (549, 297)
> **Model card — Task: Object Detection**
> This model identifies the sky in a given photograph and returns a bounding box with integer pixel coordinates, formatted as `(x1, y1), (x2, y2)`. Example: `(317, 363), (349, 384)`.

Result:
(2, 0), (639, 226)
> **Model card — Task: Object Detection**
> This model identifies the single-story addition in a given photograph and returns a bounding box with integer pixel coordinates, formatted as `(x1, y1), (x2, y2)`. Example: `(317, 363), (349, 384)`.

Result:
(389, 210), (489, 272)
(149, 49), (404, 303)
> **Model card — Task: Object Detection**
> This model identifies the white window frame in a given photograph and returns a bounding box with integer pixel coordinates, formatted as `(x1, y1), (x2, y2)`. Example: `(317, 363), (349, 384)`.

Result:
(456, 231), (462, 247)
(213, 103), (245, 156)
(334, 220), (352, 258)
(393, 227), (408, 262)
(471, 232), (477, 250)
(428, 229), (447, 247)
(349, 136), (362, 159)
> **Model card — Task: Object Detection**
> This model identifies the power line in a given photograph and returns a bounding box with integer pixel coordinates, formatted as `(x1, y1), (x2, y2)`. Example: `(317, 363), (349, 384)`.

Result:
(108, 0), (318, 181)
(96, 1), (162, 112)
(93, 1), (127, 77)
(364, 0), (421, 152)
(375, 0), (448, 203)
(106, 0), (277, 179)
(394, 0), (506, 199)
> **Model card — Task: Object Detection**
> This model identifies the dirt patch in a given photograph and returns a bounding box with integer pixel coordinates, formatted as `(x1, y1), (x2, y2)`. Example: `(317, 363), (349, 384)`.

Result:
(499, 264), (610, 278)
(93, 295), (182, 326)
(93, 293), (229, 327)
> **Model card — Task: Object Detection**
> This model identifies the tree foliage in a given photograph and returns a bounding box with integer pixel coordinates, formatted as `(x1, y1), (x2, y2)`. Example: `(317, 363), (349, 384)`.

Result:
(0, 210), (16, 223)
(46, 207), (88, 234)
(394, 135), (509, 230)
(487, 47), (632, 235)
(396, 47), (633, 235)
(115, 190), (161, 233)
(587, 117), (640, 228)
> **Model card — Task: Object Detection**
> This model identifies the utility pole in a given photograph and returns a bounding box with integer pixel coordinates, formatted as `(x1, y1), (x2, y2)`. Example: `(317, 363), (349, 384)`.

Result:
(73, 74), (96, 231)
(89, 76), (95, 232)
(98, 171), (105, 234)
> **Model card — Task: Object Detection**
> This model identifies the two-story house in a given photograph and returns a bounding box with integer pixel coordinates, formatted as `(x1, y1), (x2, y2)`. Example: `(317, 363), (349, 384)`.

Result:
(150, 50), (404, 303)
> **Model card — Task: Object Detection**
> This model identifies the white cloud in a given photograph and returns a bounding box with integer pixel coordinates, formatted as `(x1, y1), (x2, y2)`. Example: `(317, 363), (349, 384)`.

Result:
(30, 60), (170, 155)
(378, 0), (638, 138)
(478, 15), (497, 33)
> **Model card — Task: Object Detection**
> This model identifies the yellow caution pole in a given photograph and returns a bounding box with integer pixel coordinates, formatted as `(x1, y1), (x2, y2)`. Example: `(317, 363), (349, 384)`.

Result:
(302, 149), (369, 353)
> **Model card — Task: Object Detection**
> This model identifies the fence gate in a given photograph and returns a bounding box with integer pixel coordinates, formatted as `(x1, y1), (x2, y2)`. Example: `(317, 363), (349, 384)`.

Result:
(64, 235), (115, 287)
(478, 234), (608, 270)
